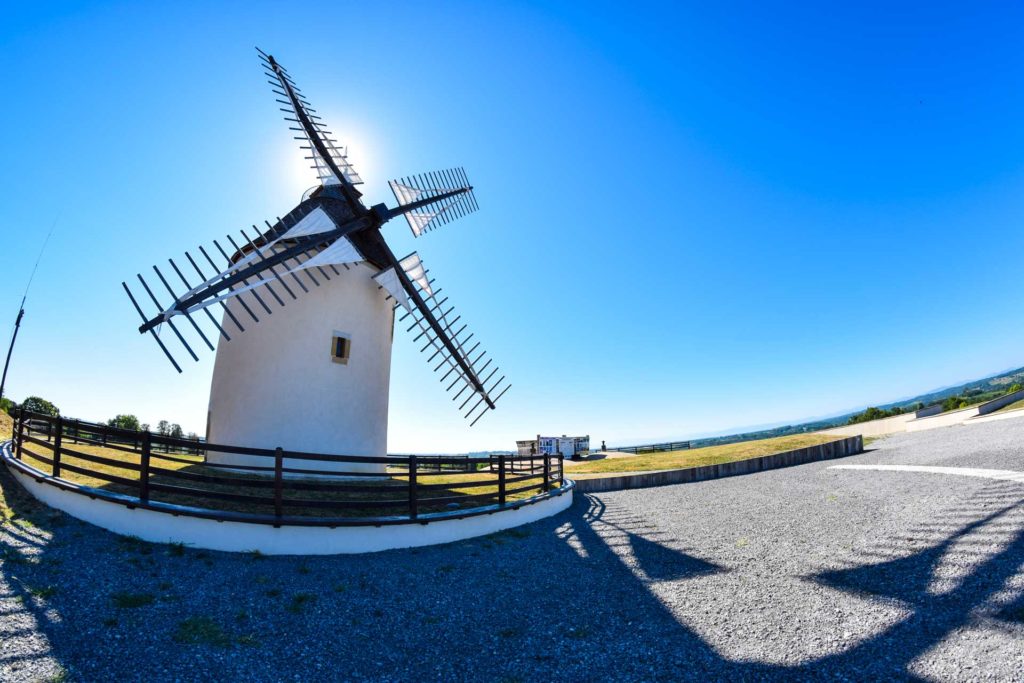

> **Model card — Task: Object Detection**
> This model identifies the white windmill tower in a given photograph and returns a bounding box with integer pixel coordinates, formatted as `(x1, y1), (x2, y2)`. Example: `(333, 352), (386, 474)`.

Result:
(123, 50), (509, 473)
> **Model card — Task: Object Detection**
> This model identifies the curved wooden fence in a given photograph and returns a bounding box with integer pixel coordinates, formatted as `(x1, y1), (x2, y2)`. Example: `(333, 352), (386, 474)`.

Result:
(4, 410), (566, 527)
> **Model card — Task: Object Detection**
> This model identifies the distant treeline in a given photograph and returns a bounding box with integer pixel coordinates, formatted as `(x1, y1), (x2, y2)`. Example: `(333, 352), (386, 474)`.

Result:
(2, 395), (199, 441)
(846, 403), (924, 425)
(846, 383), (1023, 425)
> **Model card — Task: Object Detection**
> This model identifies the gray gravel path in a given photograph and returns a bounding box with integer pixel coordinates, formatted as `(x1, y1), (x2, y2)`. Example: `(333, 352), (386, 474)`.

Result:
(2, 418), (1023, 682)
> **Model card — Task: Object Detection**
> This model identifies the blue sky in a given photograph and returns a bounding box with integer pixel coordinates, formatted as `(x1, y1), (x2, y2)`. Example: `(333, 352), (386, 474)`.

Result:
(1, 2), (1023, 452)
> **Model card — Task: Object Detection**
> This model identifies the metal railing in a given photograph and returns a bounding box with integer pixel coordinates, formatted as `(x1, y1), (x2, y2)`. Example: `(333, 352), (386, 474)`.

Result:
(6, 410), (567, 527)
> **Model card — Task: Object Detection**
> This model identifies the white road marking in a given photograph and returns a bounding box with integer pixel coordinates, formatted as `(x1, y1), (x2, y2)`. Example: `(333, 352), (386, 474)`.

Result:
(829, 464), (1024, 484)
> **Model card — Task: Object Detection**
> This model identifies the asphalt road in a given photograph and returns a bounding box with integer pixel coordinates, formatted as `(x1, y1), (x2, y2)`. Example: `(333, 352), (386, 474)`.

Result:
(2, 419), (1022, 681)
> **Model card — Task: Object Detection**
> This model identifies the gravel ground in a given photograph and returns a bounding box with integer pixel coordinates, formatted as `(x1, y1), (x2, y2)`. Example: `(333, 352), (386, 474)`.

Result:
(2, 418), (1023, 682)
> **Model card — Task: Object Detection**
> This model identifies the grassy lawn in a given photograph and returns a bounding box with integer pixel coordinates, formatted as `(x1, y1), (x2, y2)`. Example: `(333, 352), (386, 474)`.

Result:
(994, 398), (1024, 414)
(9, 430), (556, 518)
(567, 433), (840, 476)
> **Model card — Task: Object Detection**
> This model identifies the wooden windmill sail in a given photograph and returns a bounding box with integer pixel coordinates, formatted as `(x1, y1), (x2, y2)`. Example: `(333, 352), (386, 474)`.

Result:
(123, 50), (508, 436)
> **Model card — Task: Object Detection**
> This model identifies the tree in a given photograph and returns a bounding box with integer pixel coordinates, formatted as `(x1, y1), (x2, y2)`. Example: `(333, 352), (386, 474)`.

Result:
(1008, 383), (1022, 394)
(107, 414), (141, 431)
(0, 397), (14, 416)
(169, 423), (183, 439)
(140, 423), (150, 433)
(21, 396), (59, 417)
(156, 420), (170, 436)
(942, 395), (971, 412)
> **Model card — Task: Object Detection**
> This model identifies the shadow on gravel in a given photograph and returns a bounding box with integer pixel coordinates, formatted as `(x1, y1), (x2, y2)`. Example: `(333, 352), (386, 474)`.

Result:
(626, 531), (721, 582)
(803, 481), (1024, 678)
(1, 458), (1023, 681)
(0, 461), (65, 681)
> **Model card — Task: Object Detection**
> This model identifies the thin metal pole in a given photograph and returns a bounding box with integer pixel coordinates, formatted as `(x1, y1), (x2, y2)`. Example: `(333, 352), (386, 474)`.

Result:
(0, 308), (24, 404)
(1, 216), (57, 403)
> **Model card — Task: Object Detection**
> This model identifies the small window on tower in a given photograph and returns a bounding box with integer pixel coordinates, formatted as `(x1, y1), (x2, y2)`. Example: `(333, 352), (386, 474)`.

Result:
(331, 335), (350, 365)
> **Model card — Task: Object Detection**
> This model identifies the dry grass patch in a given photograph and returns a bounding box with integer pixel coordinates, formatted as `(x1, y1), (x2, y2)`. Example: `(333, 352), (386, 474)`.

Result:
(567, 433), (840, 476)
(0, 411), (12, 441)
(994, 398), (1024, 414)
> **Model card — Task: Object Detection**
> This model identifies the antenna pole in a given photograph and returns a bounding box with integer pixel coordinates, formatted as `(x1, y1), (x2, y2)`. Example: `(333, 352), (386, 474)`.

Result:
(0, 303), (25, 403)
(1, 215), (57, 404)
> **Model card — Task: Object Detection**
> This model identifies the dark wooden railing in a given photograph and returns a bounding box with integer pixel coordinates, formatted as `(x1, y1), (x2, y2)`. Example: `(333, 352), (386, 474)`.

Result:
(5, 410), (567, 527)
(607, 440), (691, 455)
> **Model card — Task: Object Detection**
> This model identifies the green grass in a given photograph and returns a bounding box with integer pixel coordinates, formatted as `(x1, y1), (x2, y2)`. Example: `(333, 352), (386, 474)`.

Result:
(111, 591), (156, 608)
(173, 616), (232, 647)
(567, 433), (839, 475)
(44, 668), (70, 683)
(29, 585), (58, 599)
(286, 592), (316, 613)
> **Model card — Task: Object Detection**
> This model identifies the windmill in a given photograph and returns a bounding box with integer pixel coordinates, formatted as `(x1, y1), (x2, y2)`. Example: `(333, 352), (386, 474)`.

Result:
(122, 50), (509, 468)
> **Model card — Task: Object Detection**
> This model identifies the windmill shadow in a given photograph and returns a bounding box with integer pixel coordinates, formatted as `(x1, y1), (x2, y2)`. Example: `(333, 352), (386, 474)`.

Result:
(793, 481), (1024, 678)
(581, 495), (724, 582)
(627, 531), (721, 581)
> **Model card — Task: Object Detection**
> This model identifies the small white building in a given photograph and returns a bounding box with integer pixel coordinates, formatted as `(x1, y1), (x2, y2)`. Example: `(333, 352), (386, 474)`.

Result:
(517, 435), (590, 458)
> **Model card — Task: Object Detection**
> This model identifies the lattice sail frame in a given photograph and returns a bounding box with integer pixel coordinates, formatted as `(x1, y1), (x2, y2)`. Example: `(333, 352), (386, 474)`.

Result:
(258, 47), (363, 189)
(121, 50), (509, 425)
(374, 253), (510, 426)
(389, 168), (479, 237)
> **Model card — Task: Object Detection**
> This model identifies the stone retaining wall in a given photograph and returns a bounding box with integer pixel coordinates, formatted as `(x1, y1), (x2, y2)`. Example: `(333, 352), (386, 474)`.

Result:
(575, 435), (863, 493)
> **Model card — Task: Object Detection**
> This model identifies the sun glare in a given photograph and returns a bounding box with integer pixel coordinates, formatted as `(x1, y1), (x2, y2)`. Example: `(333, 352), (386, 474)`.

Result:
(276, 118), (381, 202)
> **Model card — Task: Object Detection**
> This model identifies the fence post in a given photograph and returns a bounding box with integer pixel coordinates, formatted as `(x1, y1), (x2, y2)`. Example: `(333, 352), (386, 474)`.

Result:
(558, 454), (564, 487)
(14, 408), (24, 460)
(273, 447), (284, 525)
(139, 431), (151, 503)
(498, 455), (506, 506)
(409, 455), (418, 520)
(52, 417), (63, 478)
(543, 453), (551, 492)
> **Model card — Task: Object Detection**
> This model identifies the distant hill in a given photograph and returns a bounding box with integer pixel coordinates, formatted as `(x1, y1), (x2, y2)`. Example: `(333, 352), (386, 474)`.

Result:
(682, 365), (1024, 449)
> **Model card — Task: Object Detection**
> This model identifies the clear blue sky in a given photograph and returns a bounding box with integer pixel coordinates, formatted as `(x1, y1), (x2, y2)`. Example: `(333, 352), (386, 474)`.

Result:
(2, 2), (1023, 452)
